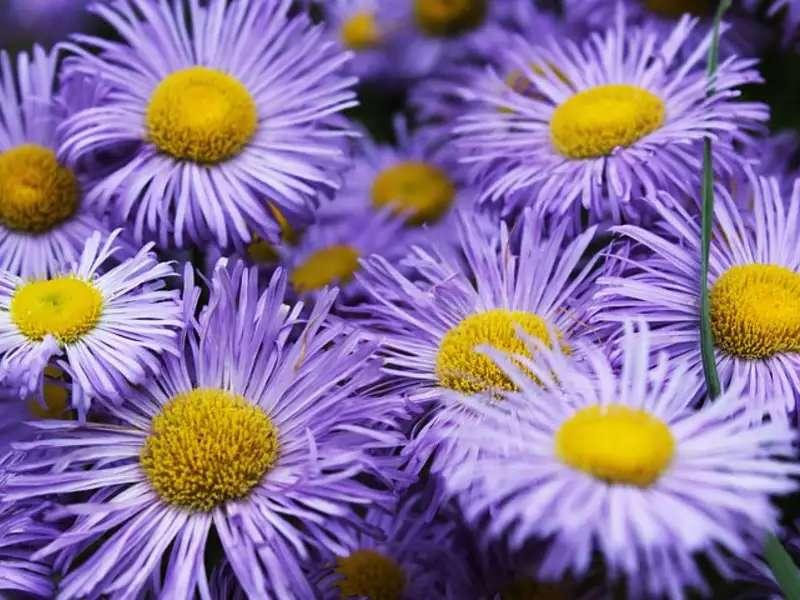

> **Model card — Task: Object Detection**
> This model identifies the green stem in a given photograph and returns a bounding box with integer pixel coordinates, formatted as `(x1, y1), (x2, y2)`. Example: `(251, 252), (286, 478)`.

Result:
(699, 0), (730, 400)
(700, 2), (800, 595)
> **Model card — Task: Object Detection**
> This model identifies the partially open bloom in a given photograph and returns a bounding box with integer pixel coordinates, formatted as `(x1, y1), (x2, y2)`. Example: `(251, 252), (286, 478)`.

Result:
(285, 208), (409, 302)
(447, 321), (798, 599)
(454, 12), (767, 225)
(357, 209), (599, 472)
(2, 263), (394, 598)
(595, 175), (800, 422)
(0, 230), (182, 416)
(0, 47), (112, 278)
(320, 117), (477, 244)
(60, 0), (356, 248)
(309, 501), (463, 600)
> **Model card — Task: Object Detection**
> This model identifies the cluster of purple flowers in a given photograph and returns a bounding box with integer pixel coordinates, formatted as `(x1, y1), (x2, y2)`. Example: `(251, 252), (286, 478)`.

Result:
(1, 0), (800, 598)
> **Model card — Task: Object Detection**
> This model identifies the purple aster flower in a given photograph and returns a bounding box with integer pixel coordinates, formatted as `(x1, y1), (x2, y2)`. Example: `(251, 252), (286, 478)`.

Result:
(319, 0), (544, 83)
(320, 0), (419, 83)
(59, 0), (357, 249)
(356, 209), (599, 473)
(0, 47), (113, 278)
(284, 208), (409, 302)
(309, 500), (465, 600)
(0, 454), (59, 599)
(453, 11), (767, 226)
(595, 174), (800, 422)
(319, 116), (479, 242)
(0, 230), (183, 417)
(446, 321), (799, 599)
(1, 262), (396, 599)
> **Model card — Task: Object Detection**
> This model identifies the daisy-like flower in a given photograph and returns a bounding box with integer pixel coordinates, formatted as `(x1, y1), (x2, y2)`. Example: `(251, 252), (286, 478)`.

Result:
(0, 47), (112, 278)
(595, 174), (800, 422)
(285, 208), (409, 301)
(356, 209), (599, 471)
(0, 454), (59, 599)
(0, 230), (182, 416)
(320, 117), (477, 237)
(2, 262), (395, 599)
(447, 321), (798, 599)
(309, 501), (464, 600)
(322, 1), (418, 83)
(454, 12), (767, 225)
(59, 0), (357, 248)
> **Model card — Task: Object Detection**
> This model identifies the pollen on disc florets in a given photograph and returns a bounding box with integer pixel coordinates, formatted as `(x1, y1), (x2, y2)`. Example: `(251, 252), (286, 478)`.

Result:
(341, 11), (381, 50)
(436, 309), (558, 395)
(146, 66), (258, 164)
(336, 549), (407, 600)
(550, 84), (666, 159)
(371, 161), (455, 225)
(414, 0), (488, 37)
(710, 263), (800, 360)
(290, 244), (360, 294)
(140, 388), (279, 512)
(555, 405), (675, 487)
(0, 144), (80, 233)
(10, 276), (104, 344)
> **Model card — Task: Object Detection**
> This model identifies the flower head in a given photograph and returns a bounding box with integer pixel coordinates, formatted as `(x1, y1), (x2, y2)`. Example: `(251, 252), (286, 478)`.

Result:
(0, 47), (114, 278)
(357, 209), (599, 472)
(446, 321), (798, 599)
(0, 230), (182, 416)
(454, 12), (766, 226)
(60, 0), (357, 248)
(2, 262), (396, 598)
(595, 174), (800, 422)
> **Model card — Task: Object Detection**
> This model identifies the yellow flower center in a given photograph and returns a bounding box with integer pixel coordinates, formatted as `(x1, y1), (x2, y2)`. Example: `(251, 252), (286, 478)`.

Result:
(550, 84), (665, 159)
(336, 549), (406, 600)
(246, 237), (279, 265)
(436, 309), (557, 395)
(555, 405), (675, 487)
(371, 161), (455, 225)
(341, 11), (381, 50)
(140, 388), (279, 512)
(10, 277), (103, 344)
(643, 0), (713, 17)
(146, 67), (257, 164)
(710, 264), (800, 360)
(290, 244), (360, 294)
(0, 144), (80, 233)
(414, 0), (488, 37)
(27, 383), (72, 420)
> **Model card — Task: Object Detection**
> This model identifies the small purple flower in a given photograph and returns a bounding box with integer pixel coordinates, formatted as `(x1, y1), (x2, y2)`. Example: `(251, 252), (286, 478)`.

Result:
(59, 0), (357, 249)
(446, 321), (799, 599)
(284, 207), (410, 302)
(0, 230), (183, 417)
(2, 262), (397, 598)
